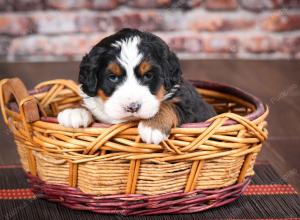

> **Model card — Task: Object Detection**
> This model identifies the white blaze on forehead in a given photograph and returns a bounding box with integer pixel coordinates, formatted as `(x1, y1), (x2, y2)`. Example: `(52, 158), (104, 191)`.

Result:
(111, 36), (143, 71)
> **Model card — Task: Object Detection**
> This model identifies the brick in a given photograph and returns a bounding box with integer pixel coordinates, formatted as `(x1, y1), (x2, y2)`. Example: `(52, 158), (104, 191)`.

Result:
(240, 0), (283, 12)
(222, 18), (255, 30)
(46, 0), (90, 9)
(9, 36), (51, 56)
(282, 0), (300, 8)
(76, 12), (111, 33)
(189, 15), (255, 31)
(11, 0), (44, 11)
(91, 0), (120, 10)
(189, 16), (224, 31)
(262, 12), (300, 32)
(244, 36), (278, 53)
(203, 36), (239, 53)
(162, 11), (185, 31)
(9, 35), (89, 57)
(169, 35), (238, 53)
(0, 37), (10, 56)
(48, 35), (103, 56)
(280, 36), (300, 54)
(128, 0), (171, 8)
(8, 34), (105, 57)
(205, 0), (238, 10)
(241, 0), (300, 11)
(128, 0), (202, 9)
(168, 36), (185, 51)
(32, 12), (77, 34)
(170, 0), (202, 9)
(0, 0), (7, 11)
(181, 37), (203, 53)
(169, 36), (203, 52)
(0, 14), (35, 36)
(112, 11), (163, 31)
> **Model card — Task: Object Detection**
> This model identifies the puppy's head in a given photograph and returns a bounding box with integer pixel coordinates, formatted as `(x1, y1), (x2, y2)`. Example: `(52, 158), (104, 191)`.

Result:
(79, 28), (182, 122)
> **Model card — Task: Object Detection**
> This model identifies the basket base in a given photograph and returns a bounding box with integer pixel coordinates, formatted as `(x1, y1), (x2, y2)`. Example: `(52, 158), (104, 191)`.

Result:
(26, 173), (251, 216)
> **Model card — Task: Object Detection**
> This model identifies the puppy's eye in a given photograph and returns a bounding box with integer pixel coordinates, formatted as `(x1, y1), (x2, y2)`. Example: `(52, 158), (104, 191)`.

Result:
(143, 73), (153, 81)
(108, 74), (119, 83)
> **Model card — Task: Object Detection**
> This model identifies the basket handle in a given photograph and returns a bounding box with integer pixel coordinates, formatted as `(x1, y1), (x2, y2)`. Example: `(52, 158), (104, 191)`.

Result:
(0, 78), (40, 125)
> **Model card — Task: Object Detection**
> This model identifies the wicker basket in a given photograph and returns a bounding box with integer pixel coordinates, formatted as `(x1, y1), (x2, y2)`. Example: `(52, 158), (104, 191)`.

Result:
(0, 78), (268, 215)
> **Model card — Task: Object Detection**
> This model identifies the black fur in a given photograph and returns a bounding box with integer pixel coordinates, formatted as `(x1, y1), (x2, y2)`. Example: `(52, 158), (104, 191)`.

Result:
(79, 28), (216, 123)
(173, 81), (216, 123)
(79, 45), (125, 97)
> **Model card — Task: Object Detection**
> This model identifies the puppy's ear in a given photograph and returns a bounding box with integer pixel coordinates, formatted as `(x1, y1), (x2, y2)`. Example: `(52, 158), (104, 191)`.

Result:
(163, 51), (182, 91)
(79, 47), (105, 96)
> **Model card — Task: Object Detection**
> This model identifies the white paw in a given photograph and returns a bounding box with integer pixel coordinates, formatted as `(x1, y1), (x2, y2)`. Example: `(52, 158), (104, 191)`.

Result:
(57, 108), (93, 128)
(138, 122), (168, 145)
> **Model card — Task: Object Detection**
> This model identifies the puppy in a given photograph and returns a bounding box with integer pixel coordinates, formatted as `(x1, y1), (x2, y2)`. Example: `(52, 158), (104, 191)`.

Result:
(58, 28), (216, 144)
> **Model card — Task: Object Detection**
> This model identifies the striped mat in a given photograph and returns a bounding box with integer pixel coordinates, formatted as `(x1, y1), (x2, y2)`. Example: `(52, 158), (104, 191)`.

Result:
(0, 162), (299, 220)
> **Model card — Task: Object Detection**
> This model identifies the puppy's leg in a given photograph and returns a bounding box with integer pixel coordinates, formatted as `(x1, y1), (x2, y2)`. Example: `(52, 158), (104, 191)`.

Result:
(138, 102), (178, 145)
(57, 108), (93, 128)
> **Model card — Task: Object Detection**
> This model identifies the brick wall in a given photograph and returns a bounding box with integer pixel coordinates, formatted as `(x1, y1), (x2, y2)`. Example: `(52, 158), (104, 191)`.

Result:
(0, 0), (300, 62)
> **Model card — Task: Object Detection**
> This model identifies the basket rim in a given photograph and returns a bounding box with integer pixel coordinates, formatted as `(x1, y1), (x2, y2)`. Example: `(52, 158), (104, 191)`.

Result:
(31, 80), (266, 128)
(181, 80), (266, 128)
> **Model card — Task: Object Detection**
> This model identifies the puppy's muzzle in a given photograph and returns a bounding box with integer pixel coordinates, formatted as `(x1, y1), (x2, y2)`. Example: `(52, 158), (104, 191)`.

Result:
(125, 102), (141, 113)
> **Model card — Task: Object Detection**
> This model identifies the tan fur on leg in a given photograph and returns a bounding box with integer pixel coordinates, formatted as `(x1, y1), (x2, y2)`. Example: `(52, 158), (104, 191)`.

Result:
(141, 102), (178, 134)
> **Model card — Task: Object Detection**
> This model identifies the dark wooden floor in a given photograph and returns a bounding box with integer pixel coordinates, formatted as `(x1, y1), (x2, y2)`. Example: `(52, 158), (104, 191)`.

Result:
(0, 60), (299, 191)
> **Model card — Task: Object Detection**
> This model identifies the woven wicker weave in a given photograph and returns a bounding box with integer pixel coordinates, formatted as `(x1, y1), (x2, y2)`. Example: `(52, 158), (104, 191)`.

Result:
(0, 78), (268, 215)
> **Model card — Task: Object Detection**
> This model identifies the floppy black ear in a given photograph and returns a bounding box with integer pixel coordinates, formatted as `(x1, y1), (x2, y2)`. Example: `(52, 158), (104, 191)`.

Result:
(163, 51), (183, 91)
(78, 47), (105, 96)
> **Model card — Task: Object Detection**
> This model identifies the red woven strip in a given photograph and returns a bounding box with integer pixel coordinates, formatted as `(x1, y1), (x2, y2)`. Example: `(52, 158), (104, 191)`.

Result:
(25, 173), (251, 215)
(0, 164), (22, 169)
(244, 184), (297, 195)
(253, 219), (300, 220)
(0, 189), (36, 199)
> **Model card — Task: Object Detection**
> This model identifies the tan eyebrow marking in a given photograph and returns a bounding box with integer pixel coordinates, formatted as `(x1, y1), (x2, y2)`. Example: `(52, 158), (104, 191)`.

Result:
(139, 60), (152, 76)
(107, 63), (122, 76)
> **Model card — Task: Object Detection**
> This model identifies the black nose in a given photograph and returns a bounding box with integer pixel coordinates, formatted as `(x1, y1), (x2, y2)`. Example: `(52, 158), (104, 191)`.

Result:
(125, 102), (141, 113)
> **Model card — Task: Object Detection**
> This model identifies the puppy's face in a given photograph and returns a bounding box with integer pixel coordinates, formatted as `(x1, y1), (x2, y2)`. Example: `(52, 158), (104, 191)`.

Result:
(79, 29), (181, 123)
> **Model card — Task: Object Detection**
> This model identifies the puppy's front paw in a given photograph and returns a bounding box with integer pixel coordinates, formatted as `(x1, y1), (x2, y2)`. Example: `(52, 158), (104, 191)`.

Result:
(138, 121), (169, 145)
(57, 108), (93, 128)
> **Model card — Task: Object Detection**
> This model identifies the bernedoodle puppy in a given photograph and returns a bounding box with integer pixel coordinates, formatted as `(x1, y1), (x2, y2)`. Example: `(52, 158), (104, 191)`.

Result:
(58, 28), (216, 144)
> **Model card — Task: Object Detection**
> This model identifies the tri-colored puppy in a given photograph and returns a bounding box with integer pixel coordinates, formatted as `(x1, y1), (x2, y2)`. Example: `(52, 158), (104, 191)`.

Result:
(58, 28), (216, 144)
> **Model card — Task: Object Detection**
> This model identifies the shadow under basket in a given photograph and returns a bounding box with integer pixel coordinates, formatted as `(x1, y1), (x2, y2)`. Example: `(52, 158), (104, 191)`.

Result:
(0, 78), (268, 215)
